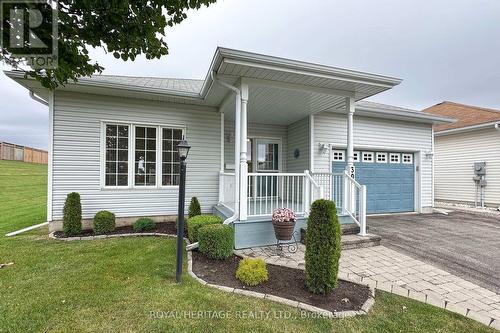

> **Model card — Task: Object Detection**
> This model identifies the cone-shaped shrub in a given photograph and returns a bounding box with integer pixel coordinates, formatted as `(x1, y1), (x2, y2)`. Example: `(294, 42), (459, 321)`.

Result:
(305, 199), (341, 294)
(188, 197), (202, 218)
(63, 192), (82, 236)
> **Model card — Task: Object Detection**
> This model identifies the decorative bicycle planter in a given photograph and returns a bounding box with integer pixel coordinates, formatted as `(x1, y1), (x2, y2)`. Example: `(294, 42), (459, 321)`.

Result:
(272, 208), (299, 253)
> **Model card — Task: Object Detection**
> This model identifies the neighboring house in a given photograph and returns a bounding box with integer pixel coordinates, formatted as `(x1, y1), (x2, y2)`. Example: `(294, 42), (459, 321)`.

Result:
(6, 47), (452, 248)
(424, 101), (500, 207)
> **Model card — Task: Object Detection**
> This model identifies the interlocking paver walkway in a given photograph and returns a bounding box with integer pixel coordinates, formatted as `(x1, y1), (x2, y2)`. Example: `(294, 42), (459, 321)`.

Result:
(236, 245), (500, 327)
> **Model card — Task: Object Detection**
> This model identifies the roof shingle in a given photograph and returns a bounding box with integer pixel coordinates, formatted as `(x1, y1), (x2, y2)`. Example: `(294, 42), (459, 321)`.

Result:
(423, 101), (500, 132)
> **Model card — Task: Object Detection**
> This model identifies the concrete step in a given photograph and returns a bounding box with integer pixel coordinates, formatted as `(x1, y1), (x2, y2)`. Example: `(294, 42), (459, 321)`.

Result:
(341, 234), (381, 250)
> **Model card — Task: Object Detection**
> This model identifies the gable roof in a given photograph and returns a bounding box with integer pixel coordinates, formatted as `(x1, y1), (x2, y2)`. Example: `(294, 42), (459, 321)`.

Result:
(423, 101), (500, 132)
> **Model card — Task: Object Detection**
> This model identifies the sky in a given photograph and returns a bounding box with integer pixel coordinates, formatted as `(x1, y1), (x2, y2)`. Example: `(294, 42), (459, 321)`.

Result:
(1, 0), (500, 150)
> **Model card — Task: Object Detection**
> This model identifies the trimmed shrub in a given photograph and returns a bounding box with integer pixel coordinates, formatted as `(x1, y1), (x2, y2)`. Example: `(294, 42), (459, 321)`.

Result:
(186, 214), (222, 243)
(236, 258), (268, 286)
(93, 211), (116, 234)
(63, 192), (82, 236)
(305, 199), (341, 294)
(198, 224), (234, 260)
(133, 218), (155, 232)
(188, 197), (202, 218)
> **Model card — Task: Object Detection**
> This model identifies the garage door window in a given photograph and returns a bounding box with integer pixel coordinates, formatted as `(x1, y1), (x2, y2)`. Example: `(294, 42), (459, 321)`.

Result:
(333, 150), (345, 161)
(376, 152), (387, 163)
(390, 153), (400, 164)
(402, 153), (413, 164)
(353, 151), (360, 162)
(362, 152), (374, 163)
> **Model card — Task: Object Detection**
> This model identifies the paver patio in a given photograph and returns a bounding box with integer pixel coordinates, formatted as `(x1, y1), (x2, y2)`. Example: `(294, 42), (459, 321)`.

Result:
(235, 244), (500, 327)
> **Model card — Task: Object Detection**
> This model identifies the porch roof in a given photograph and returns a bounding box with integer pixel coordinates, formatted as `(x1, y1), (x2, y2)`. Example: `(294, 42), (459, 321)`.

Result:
(4, 47), (402, 113)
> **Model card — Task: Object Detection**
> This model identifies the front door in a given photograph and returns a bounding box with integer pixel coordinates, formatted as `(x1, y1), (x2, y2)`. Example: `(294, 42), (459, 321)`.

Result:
(248, 138), (281, 198)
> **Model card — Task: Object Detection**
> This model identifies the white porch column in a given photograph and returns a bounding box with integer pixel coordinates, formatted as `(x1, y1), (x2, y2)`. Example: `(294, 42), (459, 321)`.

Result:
(233, 91), (241, 218)
(344, 96), (355, 213)
(239, 83), (249, 220)
(346, 96), (355, 172)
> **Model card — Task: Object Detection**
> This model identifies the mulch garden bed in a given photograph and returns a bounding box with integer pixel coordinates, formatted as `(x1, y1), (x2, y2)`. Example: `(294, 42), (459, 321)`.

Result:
(192, 251), (371, 313)
(53, 221), (185, 238)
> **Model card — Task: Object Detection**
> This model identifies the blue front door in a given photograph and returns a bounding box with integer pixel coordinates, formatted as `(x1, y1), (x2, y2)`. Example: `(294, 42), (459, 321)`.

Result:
(333, 151), (415, 214)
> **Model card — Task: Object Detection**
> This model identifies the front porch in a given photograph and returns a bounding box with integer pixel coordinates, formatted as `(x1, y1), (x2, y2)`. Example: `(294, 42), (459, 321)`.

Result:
(207, 52), (401, 249)
(210, 77), (370, 248)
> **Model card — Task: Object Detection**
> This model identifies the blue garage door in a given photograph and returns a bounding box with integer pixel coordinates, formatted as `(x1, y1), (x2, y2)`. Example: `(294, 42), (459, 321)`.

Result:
(332, 151), (414, 214)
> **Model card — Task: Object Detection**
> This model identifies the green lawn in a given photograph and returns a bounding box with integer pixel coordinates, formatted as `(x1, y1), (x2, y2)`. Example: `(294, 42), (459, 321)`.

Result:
(0, 160), (495, 332)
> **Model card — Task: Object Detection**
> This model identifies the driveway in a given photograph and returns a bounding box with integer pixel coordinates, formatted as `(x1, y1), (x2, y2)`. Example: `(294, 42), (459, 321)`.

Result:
(368, 210), (500, 293)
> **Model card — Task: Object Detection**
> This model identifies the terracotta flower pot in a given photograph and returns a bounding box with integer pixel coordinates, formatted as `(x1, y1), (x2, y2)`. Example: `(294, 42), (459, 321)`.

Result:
(272, 219), (296, 241)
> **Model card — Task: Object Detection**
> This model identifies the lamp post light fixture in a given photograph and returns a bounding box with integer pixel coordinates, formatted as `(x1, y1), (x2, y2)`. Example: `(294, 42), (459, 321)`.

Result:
(176, 138), (191, 283)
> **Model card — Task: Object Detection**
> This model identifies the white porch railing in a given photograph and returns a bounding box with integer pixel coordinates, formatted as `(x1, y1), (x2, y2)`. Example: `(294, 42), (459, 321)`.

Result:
(218, 171), (236, 211)
(312, 171), (367, 236)
(246, 171), (323, 217)
(312, 172), (345, 210)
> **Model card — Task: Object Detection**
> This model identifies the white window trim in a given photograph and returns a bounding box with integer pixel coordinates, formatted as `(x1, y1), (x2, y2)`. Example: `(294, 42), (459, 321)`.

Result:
(353, 151), (360, 162)
(402, 153), (413, 164)
(100, 121), (186, 190)
(362, 151), (374, 163)
(376, 152), (388, 163)
(332, 149), (345, 162)
(390, 153), (400, 164)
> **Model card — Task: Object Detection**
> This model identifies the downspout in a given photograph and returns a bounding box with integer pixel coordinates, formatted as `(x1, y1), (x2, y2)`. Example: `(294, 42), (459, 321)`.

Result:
(210, 71), (241, 225)
(29, 90), (49, 106)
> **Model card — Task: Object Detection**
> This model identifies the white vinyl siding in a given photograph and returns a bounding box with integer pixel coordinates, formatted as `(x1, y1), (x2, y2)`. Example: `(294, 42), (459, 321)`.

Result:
(51, 91), (221, 220)
(434, 128), (500, 205)
(313, 112), (433, 210)
(286, 117), (310, 172)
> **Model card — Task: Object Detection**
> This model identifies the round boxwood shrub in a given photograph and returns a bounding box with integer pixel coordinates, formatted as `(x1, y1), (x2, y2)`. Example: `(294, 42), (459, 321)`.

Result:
(63, 192), (82, 236)
(305, 199), (341, 294)
(93, 210), (116, 234)
(198, 224), (234, 260)
(236, 258), (268, 286)
(188, 197), (201, 218)
(133, 218), (155, 232)
(186, 214), (222, 243)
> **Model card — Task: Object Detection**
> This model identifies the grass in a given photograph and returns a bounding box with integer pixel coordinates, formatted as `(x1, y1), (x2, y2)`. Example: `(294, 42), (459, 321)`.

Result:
(0, 160), (496, 332)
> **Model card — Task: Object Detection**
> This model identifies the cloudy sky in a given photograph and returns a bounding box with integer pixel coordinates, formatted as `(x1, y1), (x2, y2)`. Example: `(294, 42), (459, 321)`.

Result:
(2, 0), (500, 150)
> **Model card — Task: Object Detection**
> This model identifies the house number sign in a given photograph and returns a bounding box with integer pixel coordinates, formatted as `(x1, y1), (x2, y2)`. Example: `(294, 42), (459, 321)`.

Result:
(349, 165), (356, 179)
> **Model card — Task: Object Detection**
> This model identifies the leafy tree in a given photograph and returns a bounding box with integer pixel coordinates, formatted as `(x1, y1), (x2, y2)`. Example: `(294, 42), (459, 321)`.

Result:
(1, 0), (216, 89)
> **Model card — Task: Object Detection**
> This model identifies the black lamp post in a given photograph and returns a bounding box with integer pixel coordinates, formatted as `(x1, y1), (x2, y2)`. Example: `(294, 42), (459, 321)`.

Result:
(176, 139), (191, 283)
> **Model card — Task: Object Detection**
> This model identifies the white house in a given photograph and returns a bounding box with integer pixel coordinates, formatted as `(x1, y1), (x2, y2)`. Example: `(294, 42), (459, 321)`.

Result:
(6, 47), (452, 248)
(425, 101), (500, 207)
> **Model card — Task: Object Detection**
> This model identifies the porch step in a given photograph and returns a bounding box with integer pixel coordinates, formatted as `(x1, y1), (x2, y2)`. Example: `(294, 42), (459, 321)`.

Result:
(341, 234), (381, 250)
(341, 223), (370, 235)
(299, 227), (380, 249)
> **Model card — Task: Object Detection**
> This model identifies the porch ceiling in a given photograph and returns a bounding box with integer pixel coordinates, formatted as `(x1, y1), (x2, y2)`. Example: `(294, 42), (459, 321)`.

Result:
(222, 82), (347, 126)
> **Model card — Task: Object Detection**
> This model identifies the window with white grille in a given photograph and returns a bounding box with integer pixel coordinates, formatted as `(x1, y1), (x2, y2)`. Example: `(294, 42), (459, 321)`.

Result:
(362, 152), (374, 163)
(390, 153), (400, 163)
(332, 150), (345, 161)
(402, 153), (413, 164)
(376, 152), (388, 163)
(105, 124), (129, 187)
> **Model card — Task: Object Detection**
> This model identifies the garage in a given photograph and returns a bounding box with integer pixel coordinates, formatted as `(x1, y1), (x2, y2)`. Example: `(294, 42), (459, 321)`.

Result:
(332, 150), (415, 214)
